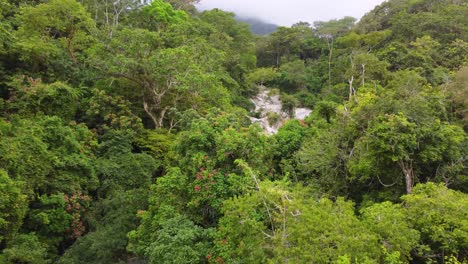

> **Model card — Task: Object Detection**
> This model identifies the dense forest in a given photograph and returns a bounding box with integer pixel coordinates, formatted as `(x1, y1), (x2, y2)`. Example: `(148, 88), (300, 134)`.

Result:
(0, 0), (467, 263)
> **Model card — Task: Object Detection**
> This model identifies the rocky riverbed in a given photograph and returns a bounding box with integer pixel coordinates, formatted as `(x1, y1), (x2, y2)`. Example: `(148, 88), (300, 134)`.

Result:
(249, 87), (312, 134)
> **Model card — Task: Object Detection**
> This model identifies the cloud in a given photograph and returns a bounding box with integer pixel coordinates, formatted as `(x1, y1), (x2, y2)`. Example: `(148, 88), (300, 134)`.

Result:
(197, 0), (386, 26)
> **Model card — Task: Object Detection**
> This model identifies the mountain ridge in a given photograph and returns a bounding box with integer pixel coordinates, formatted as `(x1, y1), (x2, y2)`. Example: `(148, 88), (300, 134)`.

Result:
(235, 16), (279, 35)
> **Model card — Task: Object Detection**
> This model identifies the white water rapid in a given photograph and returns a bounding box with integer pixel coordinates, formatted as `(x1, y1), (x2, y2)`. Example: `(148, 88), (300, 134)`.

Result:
(249, 87), (312, 135)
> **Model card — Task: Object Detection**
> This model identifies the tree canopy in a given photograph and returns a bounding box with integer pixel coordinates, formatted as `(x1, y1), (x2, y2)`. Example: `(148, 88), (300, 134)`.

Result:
(0, 0), (466, 263)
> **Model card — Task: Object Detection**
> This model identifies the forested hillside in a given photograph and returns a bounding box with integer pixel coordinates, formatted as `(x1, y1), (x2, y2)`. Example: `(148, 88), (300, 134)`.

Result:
(0, 0), (466, 263)
(235, 16), (278, 35)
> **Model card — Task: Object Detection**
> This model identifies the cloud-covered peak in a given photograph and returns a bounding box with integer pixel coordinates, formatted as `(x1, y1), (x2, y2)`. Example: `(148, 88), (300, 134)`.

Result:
(197, 0), (386, 26)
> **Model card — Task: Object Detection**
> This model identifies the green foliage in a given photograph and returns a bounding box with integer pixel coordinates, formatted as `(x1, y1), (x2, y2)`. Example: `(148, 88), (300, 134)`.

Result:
(361, 202), (420, 261)
(14, 0), (95, 79)
(216, 181), (468, 263)
(127, 112), (274, 262)
(402, 183), (468, 261)
(274, 196), (380, 263)
(315, 100), (338, 123)
(172, 111), (273, 222)
(278, 59), (307, 91)
(82, 88), (143, 133)
(143, 0), (188, 26)
(246, 67), (278, 88)
(295, 125), (350, 195)
(90, 27), (232, 128)
(58, 189), (150, 264)
(0, 170), (27, 244)
(350, 112), (464, 194)
(314, 17), (357, 39)
(0, 0), (13, 56)
(95, 129), (157, 195)
(199, 9), (256, 84)
(145, 215), (213, 264)
(0, 116), (98, 194)
(8, 78), (81, 120)
(215, 177), (381, 263)
(127, 168), (190, 257)
(271, 120), (308, 176)
(1, 233), (48, 264)
(0, 0), (467, 262)
(214, 192), (267, 264)
(446, 67), (468, 128)
(27, 194), (74, 241)
(266, 112), (281, 127)
(165, 0), (200, 12)
(280, 93), (298, 118)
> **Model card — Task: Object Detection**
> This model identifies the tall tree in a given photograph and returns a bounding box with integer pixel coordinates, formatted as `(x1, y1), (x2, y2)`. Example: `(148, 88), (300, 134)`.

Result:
(14, 0), (95, 80)
(90, 28), (230, 128)
(314, 17), (356, 87)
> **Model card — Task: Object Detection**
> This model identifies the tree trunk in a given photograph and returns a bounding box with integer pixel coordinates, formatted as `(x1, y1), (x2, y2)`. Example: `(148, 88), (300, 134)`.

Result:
(93, 0), (99, 22)
(276, 52), (280, 68)
(104, 0), (109, 25)
(157, 107), (169, 128)
(66, 37), (77, 64)
(398, 160), (414, 194)
(143, 100), (161, 128)
(404, 169), (413, 194)
(348, 75), (354, 102)
(328, 38), (334, 88)
(361, 64), (366, 86)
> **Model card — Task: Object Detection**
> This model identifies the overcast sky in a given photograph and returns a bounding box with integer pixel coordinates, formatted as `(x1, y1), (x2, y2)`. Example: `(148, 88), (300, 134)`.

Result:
(197, 0), (386, 26)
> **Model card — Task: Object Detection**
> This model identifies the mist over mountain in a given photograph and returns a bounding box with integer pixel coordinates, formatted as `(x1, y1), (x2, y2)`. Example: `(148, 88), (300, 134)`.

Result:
(196, 0), (386, 26)
(235, 16), (278, 35)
